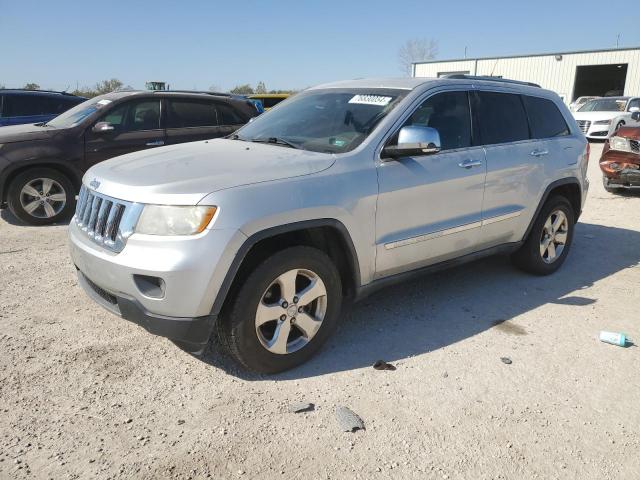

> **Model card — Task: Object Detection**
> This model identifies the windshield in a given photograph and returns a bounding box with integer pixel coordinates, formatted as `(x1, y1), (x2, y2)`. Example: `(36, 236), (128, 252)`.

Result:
(235, 89), (408, 153)
(47, 96), (114, 128)
(578, 98), (626, 112)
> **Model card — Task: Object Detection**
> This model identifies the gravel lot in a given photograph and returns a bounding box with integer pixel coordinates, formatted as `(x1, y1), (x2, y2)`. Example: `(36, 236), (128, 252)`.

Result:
(1, 143), (639, 480)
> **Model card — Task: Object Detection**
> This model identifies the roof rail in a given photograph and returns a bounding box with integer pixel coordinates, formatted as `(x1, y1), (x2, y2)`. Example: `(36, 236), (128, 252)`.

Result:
(443, 75), (541, 88)
(0, 88), (80, 96)
(152, 90), (232, 97)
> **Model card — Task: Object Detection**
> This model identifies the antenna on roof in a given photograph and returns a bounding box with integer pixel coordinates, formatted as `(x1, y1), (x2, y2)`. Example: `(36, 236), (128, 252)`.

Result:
(490, 58), (499, 77)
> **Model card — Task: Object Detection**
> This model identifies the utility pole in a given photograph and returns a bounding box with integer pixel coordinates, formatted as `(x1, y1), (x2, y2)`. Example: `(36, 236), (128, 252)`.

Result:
(616, 33), (621, 48)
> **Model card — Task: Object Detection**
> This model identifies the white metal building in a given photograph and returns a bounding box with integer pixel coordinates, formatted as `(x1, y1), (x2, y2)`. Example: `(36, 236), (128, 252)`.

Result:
(412, 47), (640, 104)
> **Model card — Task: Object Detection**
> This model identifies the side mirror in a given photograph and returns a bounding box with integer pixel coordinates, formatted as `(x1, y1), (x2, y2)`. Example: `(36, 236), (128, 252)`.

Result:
(92, 121), (115, 133)
(632, 111), (640, 121)
(382, 126), (441, 159)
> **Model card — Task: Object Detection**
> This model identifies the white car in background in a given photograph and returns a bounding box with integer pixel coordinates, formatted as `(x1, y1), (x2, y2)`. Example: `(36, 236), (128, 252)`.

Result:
(572, 96), (640, 139)
(569, 96), (599, 112)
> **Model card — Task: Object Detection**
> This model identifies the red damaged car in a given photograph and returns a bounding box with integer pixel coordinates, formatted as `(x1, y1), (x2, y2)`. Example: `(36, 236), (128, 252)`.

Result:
(600, 111), (640, 193)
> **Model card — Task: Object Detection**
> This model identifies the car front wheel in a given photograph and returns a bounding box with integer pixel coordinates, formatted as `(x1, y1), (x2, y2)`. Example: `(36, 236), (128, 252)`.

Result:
(218, 246), (343, 373)
(7, 168), (76, 225)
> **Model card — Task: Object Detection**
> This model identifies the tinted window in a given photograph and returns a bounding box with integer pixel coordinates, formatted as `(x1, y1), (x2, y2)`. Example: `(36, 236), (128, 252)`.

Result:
(262, 97), (286, 108)
(628, 99), (640, 111)
(523, 96), (569, 139)
(98, 100), (161, 132)
(217, 103), (244, 125)
(4, 94), (50, 116)
(402, 91), (471, 150)
(167, 100), (218, 128)
(472, 91), (530, 145)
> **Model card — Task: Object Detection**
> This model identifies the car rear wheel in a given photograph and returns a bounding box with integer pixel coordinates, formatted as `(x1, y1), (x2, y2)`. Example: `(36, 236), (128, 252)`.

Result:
(217, 246), (342, 373)
(7, 168), (76, 225)
(511, 195), (575, 275)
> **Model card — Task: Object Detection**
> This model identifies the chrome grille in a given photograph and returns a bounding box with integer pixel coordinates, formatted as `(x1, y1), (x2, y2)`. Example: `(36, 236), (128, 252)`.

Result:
(74, 186), (142, 252)
(630, 139), (640, 154)
(576, 120), (591, 134)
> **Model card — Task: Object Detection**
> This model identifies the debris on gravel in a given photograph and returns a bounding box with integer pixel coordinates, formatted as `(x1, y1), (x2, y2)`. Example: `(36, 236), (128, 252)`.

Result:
(289, 402), (315, 413)
(373, 360), (396, 371)
(335, 406), (365, 432)
(500, 357), (513, 365)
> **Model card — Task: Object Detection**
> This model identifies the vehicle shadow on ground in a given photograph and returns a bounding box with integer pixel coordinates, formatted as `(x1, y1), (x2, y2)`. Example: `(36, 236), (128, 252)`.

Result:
(0, 209), (70, 227)
(201, 222), (640, 380)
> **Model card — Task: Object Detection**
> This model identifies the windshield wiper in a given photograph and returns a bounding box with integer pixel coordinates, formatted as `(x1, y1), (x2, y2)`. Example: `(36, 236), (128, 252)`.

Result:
(250, 137), (300, 149)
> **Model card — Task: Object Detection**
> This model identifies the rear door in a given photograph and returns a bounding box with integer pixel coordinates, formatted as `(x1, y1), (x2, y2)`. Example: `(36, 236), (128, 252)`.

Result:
(165, 98), (224, 145)
(84, 98), (165, 168)
(472, 90), (543, 248)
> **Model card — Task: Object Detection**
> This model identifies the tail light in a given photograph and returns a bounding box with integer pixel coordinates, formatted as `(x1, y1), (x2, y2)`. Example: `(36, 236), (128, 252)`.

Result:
(585, 142), (590, 167)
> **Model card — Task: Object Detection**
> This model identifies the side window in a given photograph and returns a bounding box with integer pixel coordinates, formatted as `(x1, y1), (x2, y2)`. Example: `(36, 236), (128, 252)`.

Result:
(628, 99), (640, 111)
(402, 90), (471, 150)
(4, 95), (47, 117)
(522, 96), (569, 139)
(98, 100), (161, 132)
(472, 91), (530, 145)
(167, 100), (218, 128)
(216, 103), (245, 125)
(129, 101), (161, 131)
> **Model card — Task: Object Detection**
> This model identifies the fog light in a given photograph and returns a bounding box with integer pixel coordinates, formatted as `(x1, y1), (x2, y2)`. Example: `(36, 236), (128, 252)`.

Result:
(133, 275), (166, 299)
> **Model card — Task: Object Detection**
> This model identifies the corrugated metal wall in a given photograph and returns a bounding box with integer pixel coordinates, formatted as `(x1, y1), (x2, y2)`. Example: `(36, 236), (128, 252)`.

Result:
(413, 49), (640, 103)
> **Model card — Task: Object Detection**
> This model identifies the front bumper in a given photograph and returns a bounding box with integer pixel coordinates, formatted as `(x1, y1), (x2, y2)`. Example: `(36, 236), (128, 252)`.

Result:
(69, 219), (247, 352)
(77, 270), (216, 353)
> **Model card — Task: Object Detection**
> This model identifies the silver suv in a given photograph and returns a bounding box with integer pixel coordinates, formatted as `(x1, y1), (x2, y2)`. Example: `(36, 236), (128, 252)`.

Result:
(69, 77), (589, 373)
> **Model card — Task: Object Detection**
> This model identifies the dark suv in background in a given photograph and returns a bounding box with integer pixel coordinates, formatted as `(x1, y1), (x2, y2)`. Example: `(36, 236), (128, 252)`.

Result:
(0, 89), (86, 127)
(0, 90), (258, 225)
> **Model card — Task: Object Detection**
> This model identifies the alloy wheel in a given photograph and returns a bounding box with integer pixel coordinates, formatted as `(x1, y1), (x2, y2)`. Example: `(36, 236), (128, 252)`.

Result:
(539, 209), (569, 264)
(19, 178), (66, 219)
(255, 268), (327, 355)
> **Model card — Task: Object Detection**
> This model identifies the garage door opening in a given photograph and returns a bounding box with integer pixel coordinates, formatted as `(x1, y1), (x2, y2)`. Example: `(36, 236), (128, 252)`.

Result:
(572, 64), (627, 100)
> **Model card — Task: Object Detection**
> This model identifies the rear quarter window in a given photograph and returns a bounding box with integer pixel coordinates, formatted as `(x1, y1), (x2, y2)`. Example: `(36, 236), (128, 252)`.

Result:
(472, 91), (530, 146)
(523, 96), (569, 139)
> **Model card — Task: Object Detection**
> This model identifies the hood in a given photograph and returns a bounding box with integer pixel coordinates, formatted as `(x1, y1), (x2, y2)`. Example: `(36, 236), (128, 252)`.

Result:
(86, 138), (336, 205)
(572, 111), (622, 121)
(0, 123), (56, 144)
(615, 126), (640, 141)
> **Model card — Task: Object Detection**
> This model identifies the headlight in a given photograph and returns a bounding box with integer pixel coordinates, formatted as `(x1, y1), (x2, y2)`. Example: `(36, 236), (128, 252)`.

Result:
(609, 136), (631, 152)
(136, 205), (217, 235)
(593, 119), (612, 125)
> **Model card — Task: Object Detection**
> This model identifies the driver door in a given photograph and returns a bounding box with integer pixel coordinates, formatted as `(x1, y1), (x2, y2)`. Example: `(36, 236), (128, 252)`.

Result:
(374, 90), (486, 278)
(84, 99), (165, 168)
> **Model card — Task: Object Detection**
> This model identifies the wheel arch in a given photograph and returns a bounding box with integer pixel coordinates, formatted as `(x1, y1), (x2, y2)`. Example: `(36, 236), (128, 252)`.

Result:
(1, 161), (82, 205)
(523, 178), (582, 241)
(211, 219), (360, 317)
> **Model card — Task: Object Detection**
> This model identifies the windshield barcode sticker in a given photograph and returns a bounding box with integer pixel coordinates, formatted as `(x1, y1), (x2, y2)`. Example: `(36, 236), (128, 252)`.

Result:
(348, 95), (392, 106)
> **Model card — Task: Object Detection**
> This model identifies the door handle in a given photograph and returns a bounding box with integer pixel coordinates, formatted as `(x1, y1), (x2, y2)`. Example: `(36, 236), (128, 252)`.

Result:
(146, 140), (165, 146)
(458, 159), (482, 169)
(530, 149), (549, 157)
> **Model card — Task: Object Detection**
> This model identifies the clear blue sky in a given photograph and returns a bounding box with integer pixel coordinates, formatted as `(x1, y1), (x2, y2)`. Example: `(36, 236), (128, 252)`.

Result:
(2, 0), (639, 92)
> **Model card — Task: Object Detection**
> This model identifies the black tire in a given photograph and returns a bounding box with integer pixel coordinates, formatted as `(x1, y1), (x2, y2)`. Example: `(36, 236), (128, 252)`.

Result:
(217, 246), (343, 373)
(602, 175), (621, 194)
(7, 168), (76, 225)
(511, 195), (575, 275)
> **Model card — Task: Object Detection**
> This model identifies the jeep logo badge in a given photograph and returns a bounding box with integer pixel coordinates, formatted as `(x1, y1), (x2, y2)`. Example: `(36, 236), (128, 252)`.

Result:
(89, 179), (101, 190)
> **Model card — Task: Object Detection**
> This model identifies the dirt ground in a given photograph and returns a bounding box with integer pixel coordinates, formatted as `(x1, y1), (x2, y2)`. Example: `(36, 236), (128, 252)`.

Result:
(1, 143), (639, 480)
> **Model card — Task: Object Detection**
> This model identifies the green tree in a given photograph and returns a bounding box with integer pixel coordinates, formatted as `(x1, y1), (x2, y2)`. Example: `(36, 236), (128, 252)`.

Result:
(229, 84), (254, 95)
(255, 81), (267, 94)
(24, 83), (40, 90)
(71, 78), (130, 98)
